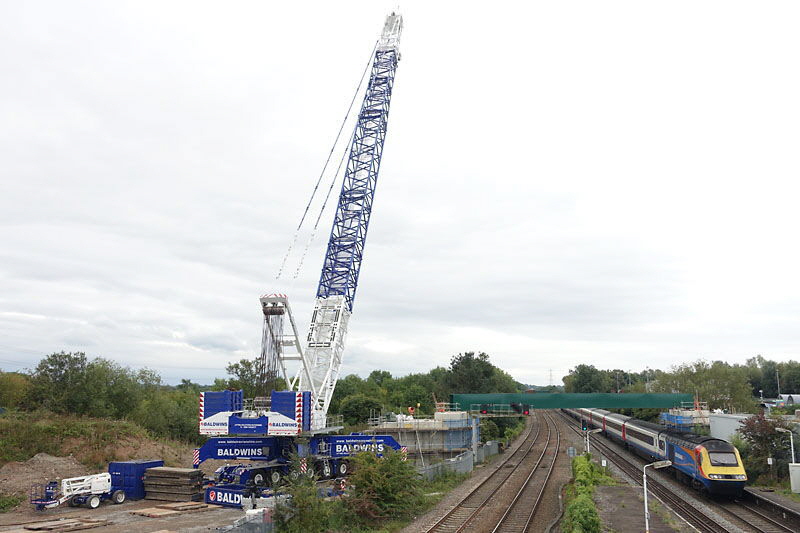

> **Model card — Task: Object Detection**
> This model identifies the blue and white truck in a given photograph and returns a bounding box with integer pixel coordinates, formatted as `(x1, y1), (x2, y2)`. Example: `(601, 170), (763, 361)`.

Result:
(195, 389), (402, 507)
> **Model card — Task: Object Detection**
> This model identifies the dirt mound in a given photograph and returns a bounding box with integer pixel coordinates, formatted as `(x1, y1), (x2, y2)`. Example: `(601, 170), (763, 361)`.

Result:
(0, 453), (90, 497)
(59, 435), (194, 470)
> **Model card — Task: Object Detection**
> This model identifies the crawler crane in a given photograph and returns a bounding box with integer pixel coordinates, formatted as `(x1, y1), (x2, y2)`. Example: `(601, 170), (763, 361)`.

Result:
(195, 12), (405, 503)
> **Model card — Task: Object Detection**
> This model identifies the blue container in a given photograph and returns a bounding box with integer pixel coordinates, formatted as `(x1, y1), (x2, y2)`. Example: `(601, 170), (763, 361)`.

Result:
(109, 460), (164, 500)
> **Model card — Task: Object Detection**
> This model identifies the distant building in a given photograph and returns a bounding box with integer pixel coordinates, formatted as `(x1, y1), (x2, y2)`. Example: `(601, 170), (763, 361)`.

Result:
(709, 413), (751, 442)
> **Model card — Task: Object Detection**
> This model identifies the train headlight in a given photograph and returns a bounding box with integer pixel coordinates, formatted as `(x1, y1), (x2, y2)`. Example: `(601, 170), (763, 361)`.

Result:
(708, 474), (722, 479)
(735, 474), (747, 480)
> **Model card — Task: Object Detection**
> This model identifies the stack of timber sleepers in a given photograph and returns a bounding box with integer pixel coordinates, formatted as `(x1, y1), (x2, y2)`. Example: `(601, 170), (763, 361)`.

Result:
(130, 501), (210, 518)
(144, 466), (204, 502)
(15, 518), (110, 531)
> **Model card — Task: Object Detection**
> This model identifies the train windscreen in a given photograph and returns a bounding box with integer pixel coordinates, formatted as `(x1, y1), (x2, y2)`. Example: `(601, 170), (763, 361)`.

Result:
(709, 452), (738, 466)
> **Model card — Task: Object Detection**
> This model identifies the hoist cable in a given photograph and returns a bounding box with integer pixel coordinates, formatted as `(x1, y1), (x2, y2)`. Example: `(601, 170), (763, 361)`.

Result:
(291, 125), (356, 280)
(276, 41), (378, 280)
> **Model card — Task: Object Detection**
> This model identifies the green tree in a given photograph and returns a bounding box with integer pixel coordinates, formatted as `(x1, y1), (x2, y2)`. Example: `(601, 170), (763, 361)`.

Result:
(367, 370), (393, 387)
(347, 449), (423, 522)
(481, 419), (500, 442)
(563, 364), (613, 393)
(739, 413), (795, 481)
(130, 387), (202, 443)
(340, 393), (382, 425)
(446, 352), (518, 394)
(26, 352), (90, 413)
(0, 371), (30, 408)
(329, 374), (367, 415)
(654, 360), (756, 412)
(225, 359), (260, 398)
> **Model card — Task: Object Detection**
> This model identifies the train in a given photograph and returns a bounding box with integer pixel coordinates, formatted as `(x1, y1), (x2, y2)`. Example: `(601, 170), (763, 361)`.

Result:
(564, 408), (747, 497)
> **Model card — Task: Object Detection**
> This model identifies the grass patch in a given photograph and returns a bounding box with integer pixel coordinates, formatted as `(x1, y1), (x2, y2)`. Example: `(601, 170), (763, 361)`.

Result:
(0, 493), (24, 513)
(0, 409), (168, 469)
(778, 487), (800, 504)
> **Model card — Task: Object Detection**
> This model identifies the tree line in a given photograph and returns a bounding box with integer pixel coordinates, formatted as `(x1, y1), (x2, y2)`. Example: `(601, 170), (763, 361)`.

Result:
(562, 355), (800, 413)
(0, 350), (523, 444)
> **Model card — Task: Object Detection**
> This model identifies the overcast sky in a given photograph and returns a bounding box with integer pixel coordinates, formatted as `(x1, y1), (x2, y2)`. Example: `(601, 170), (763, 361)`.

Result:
(2, 1), (799, 386)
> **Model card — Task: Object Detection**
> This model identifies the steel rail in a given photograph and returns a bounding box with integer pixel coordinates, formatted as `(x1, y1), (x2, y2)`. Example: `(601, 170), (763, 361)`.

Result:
(423, 414), (543, 533)
(715, 500), (796, 533)
(490, 411), (561, 533)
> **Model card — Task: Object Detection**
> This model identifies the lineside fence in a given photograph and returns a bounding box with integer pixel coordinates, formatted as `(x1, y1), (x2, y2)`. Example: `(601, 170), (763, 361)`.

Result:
(415, 440), (501, 481)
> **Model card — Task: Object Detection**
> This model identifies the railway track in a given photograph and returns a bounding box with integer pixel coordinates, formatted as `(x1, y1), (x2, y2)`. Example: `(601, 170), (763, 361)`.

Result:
(715, 500), (796, 533)
(490, 411), (561, 533)
(424, 411), (558, 533)
(557, 411), (798, 533)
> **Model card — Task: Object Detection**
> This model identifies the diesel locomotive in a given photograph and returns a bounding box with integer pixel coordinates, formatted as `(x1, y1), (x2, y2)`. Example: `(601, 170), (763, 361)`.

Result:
(565, 408), (747, 496)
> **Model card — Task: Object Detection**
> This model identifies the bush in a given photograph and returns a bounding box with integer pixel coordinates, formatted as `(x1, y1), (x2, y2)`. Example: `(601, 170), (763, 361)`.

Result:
(562, 493), (601, 533)
(347, 448), (424, 522)
(273, 469), (330, 533)
(561, 455), (613, 533)
(572, 454), (614, 496)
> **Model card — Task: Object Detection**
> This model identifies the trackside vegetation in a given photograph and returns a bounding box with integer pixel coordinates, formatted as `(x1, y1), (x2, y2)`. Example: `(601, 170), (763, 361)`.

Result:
(274, 450), (467, 533)
(561, 454), (615, 533)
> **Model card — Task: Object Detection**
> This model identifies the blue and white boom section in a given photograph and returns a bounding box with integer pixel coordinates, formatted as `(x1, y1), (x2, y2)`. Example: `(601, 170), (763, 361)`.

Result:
(299, 12), (403, 429)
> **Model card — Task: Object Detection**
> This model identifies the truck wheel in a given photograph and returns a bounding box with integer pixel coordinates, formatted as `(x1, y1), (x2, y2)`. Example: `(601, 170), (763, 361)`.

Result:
(337, 461), (348, 476)
(252, 470), (267, 486)
(321, 461), (332, 479)
(87, 495), (101, 509)
(112, 490), (126, 504)
(67, 496), (78, 507)
(269, 470), (282, 486)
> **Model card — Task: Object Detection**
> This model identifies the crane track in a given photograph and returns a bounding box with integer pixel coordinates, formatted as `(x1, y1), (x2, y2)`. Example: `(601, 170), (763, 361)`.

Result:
(424, 413), (547, 533)
(490, 411), (561, 533)
(556, 411), (726, 533)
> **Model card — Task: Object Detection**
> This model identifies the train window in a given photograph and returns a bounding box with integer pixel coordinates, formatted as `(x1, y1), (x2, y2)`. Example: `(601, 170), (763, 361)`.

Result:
(709, 452), (738, 466)
(659, 440), (665, 450)
(625, 428), (655, 446)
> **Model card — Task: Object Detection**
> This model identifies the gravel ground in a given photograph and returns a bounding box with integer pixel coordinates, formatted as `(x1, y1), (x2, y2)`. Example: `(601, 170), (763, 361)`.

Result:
(0, 498), (243, 532)
(594, 485), (694, 533)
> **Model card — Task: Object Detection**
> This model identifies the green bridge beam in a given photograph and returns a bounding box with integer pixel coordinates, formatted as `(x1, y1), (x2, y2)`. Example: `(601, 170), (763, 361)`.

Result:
(451, 393), (693, 411)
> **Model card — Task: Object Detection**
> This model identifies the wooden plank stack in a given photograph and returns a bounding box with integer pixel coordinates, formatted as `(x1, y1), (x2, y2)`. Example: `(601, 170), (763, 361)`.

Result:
(143, 466), (204, 502)
(20, 518), (109, 531)
(130, 502), (210, 518)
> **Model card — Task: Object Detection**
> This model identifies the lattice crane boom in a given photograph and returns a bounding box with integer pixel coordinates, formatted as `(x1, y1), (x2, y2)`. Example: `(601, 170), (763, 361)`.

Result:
(263, 12), (402, 430)
(299, 12), (402, 429)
